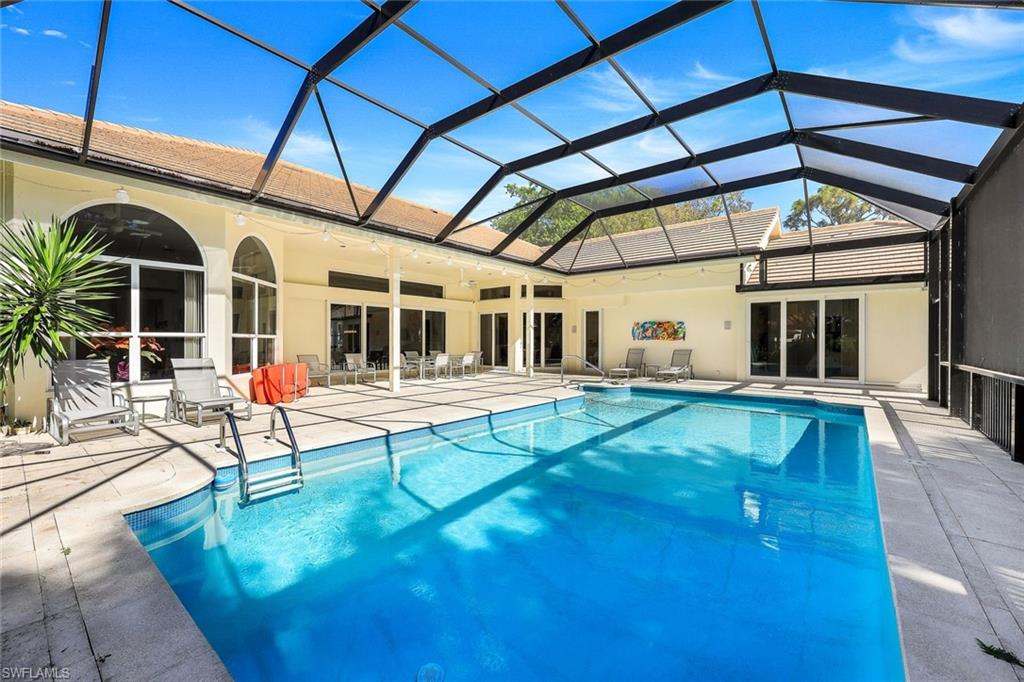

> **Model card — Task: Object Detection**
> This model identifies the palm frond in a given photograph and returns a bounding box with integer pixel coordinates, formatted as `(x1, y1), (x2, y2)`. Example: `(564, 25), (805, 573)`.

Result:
(0, 216), (121, 382)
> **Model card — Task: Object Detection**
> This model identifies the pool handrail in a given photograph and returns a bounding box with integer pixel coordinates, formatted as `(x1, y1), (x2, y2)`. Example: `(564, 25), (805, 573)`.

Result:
(560, 354), (605, 384)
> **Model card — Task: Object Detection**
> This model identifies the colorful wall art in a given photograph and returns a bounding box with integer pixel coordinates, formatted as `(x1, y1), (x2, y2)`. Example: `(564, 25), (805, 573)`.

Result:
(631, 321), (686, 341)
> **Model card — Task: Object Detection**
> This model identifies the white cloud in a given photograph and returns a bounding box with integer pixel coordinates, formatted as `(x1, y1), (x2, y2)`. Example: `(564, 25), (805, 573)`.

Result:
(577, 66), (646, 114)
(690, 61), (734, 83)
(11, 26), (29, 36)
(42, 29), (66, 39)
(232, 116), (335, 171)
(893, 9), (1024, 64)
(60, 80), (76, 87)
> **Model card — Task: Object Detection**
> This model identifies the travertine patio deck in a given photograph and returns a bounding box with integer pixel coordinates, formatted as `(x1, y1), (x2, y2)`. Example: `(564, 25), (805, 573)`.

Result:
(2, 373), (1022, 681)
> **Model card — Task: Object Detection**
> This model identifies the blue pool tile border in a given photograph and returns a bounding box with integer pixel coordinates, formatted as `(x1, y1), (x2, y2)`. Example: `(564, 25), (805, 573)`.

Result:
(582, 383), (865, 416)
(126, 395), (585, 531)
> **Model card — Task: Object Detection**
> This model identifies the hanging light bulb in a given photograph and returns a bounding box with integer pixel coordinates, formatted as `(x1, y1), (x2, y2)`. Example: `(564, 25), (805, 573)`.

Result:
(321, 228), (331, 242)
(476, 262), (482, 271)
(699, 266), (705, 277)
(410, 249), (419, 259)
(233, 212), (246, 227)
(369, 241), (380, 252)
(446, 255), (453, 267)
(500, 266), (507, 276)
(114, 186), (130, 203)
(656, 272), (663, 280)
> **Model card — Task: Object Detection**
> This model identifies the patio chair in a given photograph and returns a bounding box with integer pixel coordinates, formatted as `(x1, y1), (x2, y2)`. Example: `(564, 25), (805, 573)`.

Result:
(452, 352), (476, 378)
(170, 358), (252, 427)
(297, 354), (334, 387)
(655, 349), (693, 383)
(50, 360), (139, 446)
(425, 353), (451, 380)
(342, 353), (377, 384)
(608, 348), (645, 381)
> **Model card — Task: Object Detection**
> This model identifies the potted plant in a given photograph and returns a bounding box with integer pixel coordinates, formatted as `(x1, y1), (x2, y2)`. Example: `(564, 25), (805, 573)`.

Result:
(0, 216), (120, 437)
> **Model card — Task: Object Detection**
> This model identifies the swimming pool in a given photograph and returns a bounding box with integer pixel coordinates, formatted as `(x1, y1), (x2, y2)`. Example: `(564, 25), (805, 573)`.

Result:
(133, 389), (904, 681)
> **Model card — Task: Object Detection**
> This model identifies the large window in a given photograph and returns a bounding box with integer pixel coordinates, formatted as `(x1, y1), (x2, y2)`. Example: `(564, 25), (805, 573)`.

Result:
(328, 270), (443, 298)
(330, 303), (444, 371)
(67, 204), (204, 382)
(231, 237), (276, 374)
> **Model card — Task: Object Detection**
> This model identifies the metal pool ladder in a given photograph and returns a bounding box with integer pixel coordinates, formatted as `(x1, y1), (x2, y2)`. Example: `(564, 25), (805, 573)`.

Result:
(219, 406), (304, 504)
(560, 354), (605, 387)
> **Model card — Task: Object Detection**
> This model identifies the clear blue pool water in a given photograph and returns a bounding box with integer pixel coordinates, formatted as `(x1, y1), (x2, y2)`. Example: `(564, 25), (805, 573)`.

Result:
(137, 391), (903, 681)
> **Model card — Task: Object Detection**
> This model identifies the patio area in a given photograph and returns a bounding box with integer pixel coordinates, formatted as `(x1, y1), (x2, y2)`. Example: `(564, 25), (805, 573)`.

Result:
(2, 374), (1022, 681)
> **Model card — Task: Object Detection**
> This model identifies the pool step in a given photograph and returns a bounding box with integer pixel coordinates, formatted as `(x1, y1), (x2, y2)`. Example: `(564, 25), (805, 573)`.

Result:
(247, 471), (304, 502)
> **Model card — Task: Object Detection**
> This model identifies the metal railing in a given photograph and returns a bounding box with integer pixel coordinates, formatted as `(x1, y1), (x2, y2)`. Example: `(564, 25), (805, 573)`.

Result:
(218, 411), (249, 497)
(952, 363), (1023, 461)
(218, 406), (306, 503)
(559, 354), (605, 385)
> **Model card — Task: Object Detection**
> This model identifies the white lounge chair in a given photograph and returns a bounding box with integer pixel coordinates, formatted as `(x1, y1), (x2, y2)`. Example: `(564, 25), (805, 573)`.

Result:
(608, 348), (645, 381)
(453, 352), (476, 378)
(170, 358), (252, 427)
(656, 349), (693, 382)
(50, 360), (139, 446)
(425, 353), (451, 380)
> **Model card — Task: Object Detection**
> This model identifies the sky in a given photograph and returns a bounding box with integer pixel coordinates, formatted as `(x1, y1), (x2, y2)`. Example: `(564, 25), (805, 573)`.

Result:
(2, 0), (1022, 230)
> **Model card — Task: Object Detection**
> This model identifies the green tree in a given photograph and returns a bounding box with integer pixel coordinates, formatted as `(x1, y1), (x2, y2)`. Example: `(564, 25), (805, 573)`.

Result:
(0, 216), (119, 422)
(490, 183), (589, 246)
(784, 186), (891, 230)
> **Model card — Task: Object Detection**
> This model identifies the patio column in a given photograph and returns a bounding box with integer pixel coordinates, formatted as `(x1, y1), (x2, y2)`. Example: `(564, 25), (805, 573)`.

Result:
(389, 247), (401, 393)
(525, 278), (534, 378)
(511, 279), (523, 373)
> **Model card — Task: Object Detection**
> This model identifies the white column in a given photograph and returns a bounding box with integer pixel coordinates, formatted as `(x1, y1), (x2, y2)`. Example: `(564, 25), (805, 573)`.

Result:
(511, 278), (524, 374)
(525, 278), (535, 378)
(389, 248), (401, 393)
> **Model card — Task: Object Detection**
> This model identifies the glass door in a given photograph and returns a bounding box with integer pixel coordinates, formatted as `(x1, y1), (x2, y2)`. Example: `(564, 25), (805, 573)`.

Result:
(366, 306), (388, 369)
(494, 313), (509, 367)
(330, 304), (361, 368)
(480, 314), (493, 366)
(543, 313), (563, 367)
(584, 310), (601, 368)
(825, 299), (860, 379)
(786, 300), (819, 379)
(750, 302), (781, 377)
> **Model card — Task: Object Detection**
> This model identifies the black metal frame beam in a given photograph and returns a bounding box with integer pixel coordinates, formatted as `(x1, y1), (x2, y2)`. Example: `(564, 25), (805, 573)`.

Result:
(78, 0), (111, 163)
(802, 168), (949, 215)
(249, 0), (416, 199)
(758, 230), (928, 259)
(534, 168), (802, 265)
(798, 132), (976, 183)
(433, 74), (775, 242)
(737, 272), (926, 292)
(777, 71), (1021, 129)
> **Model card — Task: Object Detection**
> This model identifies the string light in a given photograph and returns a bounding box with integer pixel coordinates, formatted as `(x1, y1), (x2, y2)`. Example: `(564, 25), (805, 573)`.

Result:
(410, 249), (419, 259)
(114, 187), (130, 203)
(446, 256), (453, 267)
(321, 228), (331, 242)
(476, 262), (482, 271)
(500, 266), (507, 276)
(234, 212), (246, 227)
(699, 267), (705, 277)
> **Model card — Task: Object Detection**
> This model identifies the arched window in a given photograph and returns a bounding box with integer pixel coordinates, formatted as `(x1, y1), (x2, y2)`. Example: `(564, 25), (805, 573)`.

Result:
(231, 237), (277, 374)
(68, 204), (205, 382)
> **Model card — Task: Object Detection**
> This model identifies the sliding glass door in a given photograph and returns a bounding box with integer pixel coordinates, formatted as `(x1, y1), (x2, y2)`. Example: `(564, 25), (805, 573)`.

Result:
(584, 310), (601, 369)
(825, 299), (859, 379)
(522, 311), (563, 368)
(786, 300), (819, 379)
(750, 302), (781, 377)
(749, 297), (861, 382)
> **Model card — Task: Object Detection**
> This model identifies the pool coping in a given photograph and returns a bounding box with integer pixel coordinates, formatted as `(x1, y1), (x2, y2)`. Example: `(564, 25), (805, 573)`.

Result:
(54, 382), (960, 682)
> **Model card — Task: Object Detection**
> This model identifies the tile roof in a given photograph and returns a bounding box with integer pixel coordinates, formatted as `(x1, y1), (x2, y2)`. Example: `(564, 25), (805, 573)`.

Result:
(1, 101), (921, 279)
(747, 220), (925, 285)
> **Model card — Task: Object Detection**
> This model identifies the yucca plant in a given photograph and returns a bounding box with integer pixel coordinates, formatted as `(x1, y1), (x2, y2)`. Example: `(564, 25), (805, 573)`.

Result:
(0, 216), (119, 424)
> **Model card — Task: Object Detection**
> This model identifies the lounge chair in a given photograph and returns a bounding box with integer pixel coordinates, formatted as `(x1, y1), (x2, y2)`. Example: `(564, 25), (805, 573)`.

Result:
(50, 360), (139, 446)
(342, 353), (377, 384)
(297, 354), (334, 387)
(656, 349), (693, 382)
(170, 358), (252, 427)
(608, 348), (645, 381)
